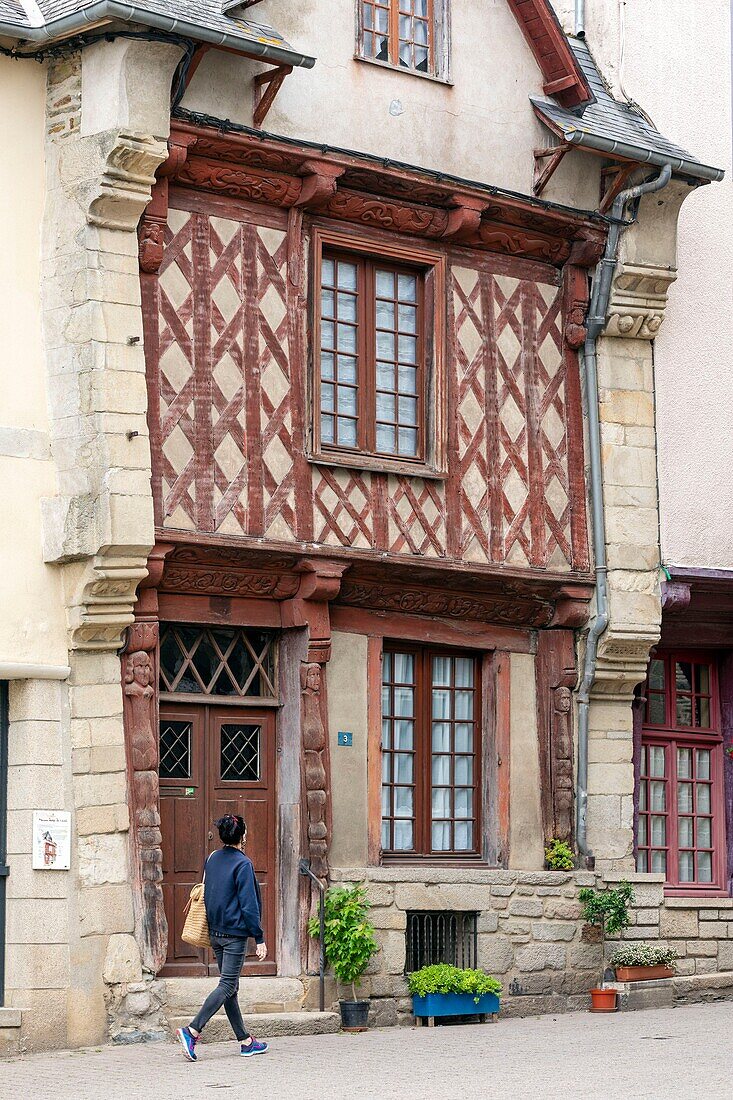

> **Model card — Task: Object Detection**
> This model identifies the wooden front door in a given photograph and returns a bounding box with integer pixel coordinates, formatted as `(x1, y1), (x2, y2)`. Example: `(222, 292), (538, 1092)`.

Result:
(159, 703), (277, 976)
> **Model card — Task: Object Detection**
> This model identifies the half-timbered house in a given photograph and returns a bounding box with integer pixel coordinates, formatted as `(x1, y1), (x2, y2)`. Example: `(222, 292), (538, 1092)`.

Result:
(0, 0), (728, 1051)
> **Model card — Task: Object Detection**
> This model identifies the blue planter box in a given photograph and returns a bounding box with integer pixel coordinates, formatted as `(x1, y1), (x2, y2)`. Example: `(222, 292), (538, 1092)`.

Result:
(412, 992), (500, 1019)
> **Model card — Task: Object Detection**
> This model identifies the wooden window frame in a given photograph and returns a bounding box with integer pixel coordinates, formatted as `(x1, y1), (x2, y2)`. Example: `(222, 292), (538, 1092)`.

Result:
(309, 225), (447, 478)
(355, 0), (452, 84)
(380, 642), (483, 863)
(638, 649), (727, 896)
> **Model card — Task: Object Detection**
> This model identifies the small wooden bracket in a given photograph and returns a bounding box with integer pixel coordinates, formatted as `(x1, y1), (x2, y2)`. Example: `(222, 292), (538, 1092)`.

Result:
(533, 143), (571, 197)
(599, 162), (637, 214)
(253, 63), (293, 128)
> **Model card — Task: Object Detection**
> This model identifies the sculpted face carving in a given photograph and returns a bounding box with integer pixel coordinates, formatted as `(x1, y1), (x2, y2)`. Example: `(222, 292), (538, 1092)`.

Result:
(554, 686), (572, 714)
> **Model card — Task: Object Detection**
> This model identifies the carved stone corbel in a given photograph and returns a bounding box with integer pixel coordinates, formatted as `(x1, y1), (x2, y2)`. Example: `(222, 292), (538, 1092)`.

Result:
(121, 620), (167, 974)
(88, 131), (169, 232)
(604, 261), (677, 340)
(593, 625), (660, 701)
(68, 553), (150, 652)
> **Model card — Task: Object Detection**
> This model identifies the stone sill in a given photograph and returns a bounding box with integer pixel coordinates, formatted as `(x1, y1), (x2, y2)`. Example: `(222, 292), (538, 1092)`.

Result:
(332, 866), (596, 887)
(603, 872), (665, 884)
(664, 896), (733, 910)
(0, 1008), (21, 1028)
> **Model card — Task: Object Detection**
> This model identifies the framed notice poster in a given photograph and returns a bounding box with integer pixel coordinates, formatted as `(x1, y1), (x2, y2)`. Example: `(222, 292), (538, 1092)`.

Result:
(32, 810), (71, 870)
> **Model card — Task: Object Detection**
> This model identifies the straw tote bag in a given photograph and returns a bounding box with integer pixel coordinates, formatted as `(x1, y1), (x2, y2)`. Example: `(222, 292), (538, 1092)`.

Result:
(181, 858), (211, 949)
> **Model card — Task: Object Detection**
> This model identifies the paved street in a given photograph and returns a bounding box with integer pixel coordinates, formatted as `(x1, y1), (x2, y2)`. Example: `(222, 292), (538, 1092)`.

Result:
(2, 1002), (732, 1100)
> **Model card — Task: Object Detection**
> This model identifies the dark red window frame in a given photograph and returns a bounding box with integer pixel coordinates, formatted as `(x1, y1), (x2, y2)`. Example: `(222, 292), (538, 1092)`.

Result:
(381, 644), (482, 862)
(637, 650), (726, 895)
(314, 247), (426, 464)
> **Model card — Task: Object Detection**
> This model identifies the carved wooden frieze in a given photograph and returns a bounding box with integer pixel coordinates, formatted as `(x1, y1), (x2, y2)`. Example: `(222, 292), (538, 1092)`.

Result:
(338, 580), (554, 627)
(162, 116), (606, 268)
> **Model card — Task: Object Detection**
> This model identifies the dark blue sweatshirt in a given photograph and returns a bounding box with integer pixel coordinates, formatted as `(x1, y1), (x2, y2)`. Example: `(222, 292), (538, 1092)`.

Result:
(204, 847), (264, 943)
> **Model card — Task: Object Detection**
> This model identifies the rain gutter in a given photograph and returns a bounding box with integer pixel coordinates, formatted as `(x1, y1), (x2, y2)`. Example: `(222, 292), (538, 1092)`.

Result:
(560, 127), (724, 183)
(0, 2), (316, 68)
(575, 162), (673, 864)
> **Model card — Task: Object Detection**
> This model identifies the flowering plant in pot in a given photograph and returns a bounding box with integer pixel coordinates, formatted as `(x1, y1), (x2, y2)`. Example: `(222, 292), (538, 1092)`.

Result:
(408, 964), (502, 1024)
(308, 883), (378, 1031)
(578, 880), (634, 1012)
(610, 943), (679, 983)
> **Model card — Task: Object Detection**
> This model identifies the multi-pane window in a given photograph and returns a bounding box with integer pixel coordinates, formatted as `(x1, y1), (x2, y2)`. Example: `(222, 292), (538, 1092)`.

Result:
(381, 647), (480, 858)
(361, 0), (434, 74)
(637, 652), (724, 891)
(318, 252), (424, 461)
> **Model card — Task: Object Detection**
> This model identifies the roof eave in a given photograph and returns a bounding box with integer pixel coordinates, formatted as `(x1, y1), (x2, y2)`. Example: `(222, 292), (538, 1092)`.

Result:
(532, 102), (725, 184)
(0, 0), (317, 68)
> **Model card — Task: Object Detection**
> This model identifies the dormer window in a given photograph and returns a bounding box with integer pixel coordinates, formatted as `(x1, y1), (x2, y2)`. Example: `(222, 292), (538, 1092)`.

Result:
(357, 0), (450, 80)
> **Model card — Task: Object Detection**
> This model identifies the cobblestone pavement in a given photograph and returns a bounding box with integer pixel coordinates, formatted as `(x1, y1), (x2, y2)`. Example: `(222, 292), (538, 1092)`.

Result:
(3, 1002), (732, 1100)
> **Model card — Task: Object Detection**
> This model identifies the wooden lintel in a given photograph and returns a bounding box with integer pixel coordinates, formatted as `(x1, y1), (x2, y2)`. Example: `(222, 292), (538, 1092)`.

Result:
(253, 63), (293, 128)
(533, 144), (571, 197)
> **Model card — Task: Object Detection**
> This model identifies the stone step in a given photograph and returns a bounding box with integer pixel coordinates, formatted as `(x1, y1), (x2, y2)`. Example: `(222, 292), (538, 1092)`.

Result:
(0, 1008), (22, 1058)
(168, 1011), (340, 1043)
(608, 970), (733, 1012)
(165, 976), (305, 1015)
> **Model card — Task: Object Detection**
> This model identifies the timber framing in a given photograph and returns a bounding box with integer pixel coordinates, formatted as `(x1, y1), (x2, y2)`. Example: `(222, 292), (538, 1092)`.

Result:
(506, 0), (593, 109)
(155, 113), (607, 270)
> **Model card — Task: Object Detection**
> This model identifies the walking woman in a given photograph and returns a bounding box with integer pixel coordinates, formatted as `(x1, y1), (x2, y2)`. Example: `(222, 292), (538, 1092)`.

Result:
(177, 813), (269, 1061)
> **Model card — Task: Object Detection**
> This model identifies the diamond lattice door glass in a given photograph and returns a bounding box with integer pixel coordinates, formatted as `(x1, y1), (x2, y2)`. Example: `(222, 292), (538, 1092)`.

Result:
(381, 646), (481, 858)
(159, 625), (276, 700)
(637, 652), (724, 892)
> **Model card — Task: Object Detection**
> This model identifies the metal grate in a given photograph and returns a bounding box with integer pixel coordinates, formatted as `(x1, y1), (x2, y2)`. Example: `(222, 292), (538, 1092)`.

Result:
(405, 910), (478, 972)
(159, 720), (192, 780)
(159, 624), (277, 699)
(221, 724), (260, 782)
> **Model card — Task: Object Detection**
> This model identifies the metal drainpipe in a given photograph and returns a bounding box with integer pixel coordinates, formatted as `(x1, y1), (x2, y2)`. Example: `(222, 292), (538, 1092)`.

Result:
(575, 0), (586, 38)
(575, 163), (673, 863)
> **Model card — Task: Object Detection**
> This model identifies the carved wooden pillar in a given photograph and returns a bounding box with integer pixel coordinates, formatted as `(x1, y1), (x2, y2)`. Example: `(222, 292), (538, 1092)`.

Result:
(283, 559), (348, 883)
(121, 621), (167, 975)
(535, 629), (577, 845)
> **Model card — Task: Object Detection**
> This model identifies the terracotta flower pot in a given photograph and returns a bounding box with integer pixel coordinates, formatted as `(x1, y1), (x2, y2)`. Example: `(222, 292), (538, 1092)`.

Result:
(589, 987), (618, 1012)
(614, 965), (674, 983)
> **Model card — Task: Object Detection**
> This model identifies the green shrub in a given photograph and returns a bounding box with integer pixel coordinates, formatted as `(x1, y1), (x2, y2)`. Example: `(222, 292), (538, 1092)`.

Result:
(308, 884), (378, 1001)
(407, 964), (502, 1004)
(578, 880), (635, 987)
(544, 839), (574, 871)
(610, 943), (679, 969)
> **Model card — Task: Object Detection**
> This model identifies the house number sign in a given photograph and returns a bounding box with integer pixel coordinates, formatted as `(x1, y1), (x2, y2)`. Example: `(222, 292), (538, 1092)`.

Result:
(32, 810), (71, 870)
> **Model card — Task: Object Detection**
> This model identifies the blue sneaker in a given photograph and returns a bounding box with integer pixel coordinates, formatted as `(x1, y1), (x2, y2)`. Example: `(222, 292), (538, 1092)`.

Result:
(177, 1026), (199, 1062)
(241, 1037), (269, 1057)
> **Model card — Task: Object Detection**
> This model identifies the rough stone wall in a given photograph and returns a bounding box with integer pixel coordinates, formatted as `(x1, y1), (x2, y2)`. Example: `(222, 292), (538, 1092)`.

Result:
(606, 874), (733, 980)
(328, 868), (733, 1024)
(331, 867), (600, 1023)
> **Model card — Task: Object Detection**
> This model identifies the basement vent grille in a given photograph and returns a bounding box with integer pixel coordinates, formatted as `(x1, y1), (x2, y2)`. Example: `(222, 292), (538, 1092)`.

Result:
(405, 910), (478, 972)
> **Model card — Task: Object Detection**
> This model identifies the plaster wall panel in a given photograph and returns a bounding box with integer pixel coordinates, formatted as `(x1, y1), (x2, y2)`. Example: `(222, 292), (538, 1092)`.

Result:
(508, 651), (544, 869)
(180, 0), (601, 210)
(0, 59), (67, 668)
(327, 631), (369, 866)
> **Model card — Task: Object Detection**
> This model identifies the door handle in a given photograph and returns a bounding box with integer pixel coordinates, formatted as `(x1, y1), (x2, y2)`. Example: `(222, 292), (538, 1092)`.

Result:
(208, 831), (213, 841)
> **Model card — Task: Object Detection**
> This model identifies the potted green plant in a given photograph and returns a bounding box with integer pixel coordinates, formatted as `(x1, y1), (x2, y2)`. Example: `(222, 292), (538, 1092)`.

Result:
(578, 880), (634, 1012)
(408, 964), (501, 1025)
(544, 838), (574, 871)
(308, 883), (378, 1031)
(610, 943), (678, 983)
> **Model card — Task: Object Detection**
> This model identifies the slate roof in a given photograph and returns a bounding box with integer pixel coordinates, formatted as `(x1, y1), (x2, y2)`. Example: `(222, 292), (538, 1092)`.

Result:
(531, 38), (724, 182)
(0, 0), (29, 27)
(0, 0), (315, 69)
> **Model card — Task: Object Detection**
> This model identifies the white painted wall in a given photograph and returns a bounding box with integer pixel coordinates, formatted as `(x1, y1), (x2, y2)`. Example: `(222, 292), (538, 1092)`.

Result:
(0, 57), (68, 669)
(181, 0), (601, 210)
(552, 1), (733, 570)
